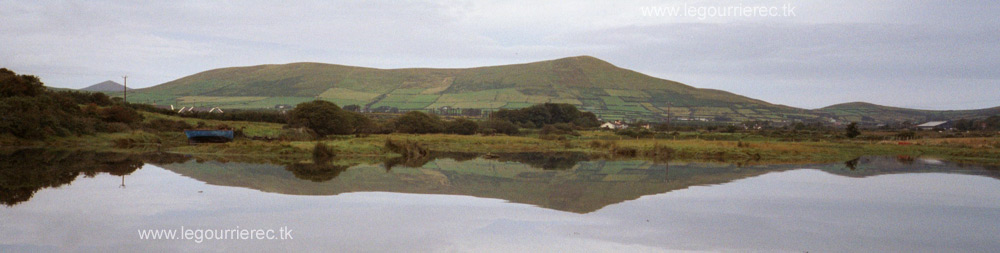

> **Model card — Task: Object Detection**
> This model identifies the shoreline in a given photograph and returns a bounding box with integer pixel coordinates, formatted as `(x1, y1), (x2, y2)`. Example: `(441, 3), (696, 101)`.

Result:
(5, 130), (999, 166)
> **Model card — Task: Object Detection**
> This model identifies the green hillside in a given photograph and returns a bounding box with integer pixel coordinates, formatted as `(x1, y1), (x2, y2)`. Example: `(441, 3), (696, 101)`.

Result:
(130, 56), (815, 122)
(818, 102), (1000, 124)
(125, 56), (998, 123)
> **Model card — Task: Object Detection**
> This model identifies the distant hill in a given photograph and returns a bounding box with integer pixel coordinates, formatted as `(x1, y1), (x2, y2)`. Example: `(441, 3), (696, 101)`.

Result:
(81, 80), (129, 92)
(817, 102), (1000, 124)
(131, 56), (815, 122)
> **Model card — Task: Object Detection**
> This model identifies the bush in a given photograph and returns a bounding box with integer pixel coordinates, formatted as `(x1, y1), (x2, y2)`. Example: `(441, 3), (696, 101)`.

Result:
(616, 128), (654, 138)
(846, 122), (861, 138)
(287, 100), (363, 137)
(479, 119), (519, 135)
(540, 123), (579, 136)
(361, 121), (394, 135)
(444, 118), (478, 135)
(393, 111), (444, 134)
(103, 122), (132, 133)
(0, 68), (45, 97)
(100, 105), (143, 124)
(589, 140), (615, 149)
(612, 146), (637, 157)
(896, 130), (916, 140)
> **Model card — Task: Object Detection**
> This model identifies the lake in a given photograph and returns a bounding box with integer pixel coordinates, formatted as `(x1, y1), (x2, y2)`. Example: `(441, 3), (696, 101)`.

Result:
(2, 149), (999, 252)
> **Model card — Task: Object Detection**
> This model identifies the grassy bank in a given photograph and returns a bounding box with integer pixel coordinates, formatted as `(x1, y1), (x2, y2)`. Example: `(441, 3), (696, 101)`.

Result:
(5, 113), (999, 166)
(170, 131), (1000, 165)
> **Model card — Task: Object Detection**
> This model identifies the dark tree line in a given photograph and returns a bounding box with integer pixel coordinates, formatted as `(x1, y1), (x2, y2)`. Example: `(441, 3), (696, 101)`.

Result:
(953, 117), (1000, 131)
(491, 103), (600, 128)
(178, 110), (287, 124)
(286, 100), (526, 137)
(0, 68), (143, 139)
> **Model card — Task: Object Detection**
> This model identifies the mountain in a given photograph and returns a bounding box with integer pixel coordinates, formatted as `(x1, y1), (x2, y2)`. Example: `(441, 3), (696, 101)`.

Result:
(128, 56), (998, 123)
(131, 56), (815, 122)
(818, 102), (1000, 124)
(80, 80), (129, 92)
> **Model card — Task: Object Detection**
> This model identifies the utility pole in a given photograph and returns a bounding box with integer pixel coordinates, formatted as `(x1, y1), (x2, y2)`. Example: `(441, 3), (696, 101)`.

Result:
(122, 75), (128, 103)
(666, 102), (672, 129)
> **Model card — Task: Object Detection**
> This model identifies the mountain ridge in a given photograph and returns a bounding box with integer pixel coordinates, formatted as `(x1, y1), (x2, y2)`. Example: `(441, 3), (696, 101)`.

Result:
(81, 80), (129, 92)
(818, 101), (1000, 123)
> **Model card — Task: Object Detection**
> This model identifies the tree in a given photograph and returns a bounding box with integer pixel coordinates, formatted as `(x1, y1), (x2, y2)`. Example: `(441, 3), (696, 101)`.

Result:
(491, 103), (599, 128)
(393, 111), (444, 134)
(845, 122), (861, 138)
(100, 105), (142, 124)
(0, 68), (45, 98)
(287, 100), (354, 137)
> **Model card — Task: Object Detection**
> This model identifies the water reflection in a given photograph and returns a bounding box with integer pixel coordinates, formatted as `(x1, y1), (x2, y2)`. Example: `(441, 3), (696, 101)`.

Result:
(3, 149), (999, 213)
(154, 153), (999, 213)
(4, 149), (1000, 251)
(0, 149), (186, 206)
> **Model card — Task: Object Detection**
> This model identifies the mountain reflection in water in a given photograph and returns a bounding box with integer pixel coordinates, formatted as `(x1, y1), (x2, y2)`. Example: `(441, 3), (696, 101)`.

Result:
(3, 149), (997, 214)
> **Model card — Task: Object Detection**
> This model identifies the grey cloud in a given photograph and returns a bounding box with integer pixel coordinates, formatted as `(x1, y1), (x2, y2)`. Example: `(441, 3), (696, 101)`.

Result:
(0, 0), (997, 110)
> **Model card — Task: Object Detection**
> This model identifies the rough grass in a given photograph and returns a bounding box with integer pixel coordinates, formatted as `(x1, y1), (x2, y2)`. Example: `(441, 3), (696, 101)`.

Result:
(21, 120), (1000, 166)
(139, 111), (284, 137)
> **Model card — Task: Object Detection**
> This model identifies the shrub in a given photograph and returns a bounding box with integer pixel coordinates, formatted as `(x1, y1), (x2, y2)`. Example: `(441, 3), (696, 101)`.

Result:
(616, 128), (654, 138)
(444, 118), (478, 135)
(142, 119), (193, 132)
(896, 130), (915, 140)
(612, 146), (637, 157)
(845, 122), (861, 138)
(103, 122), (132, 133)
(540, 123), (579, 136)
(393, 111), (444, 134)
(287, 100), (359, 137)
(479, 119), (519, 135)
(100, 105), (142, 124)
(538, 134), (566, 141)
(0, 68), (45, 97)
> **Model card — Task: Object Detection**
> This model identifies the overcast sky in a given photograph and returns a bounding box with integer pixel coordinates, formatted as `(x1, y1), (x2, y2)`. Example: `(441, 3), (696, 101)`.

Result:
(2, 0), (997, 110)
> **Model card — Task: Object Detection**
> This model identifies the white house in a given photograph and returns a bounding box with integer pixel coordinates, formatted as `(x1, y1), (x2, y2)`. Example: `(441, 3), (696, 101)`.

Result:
(177, 106), (224, 114)
(600, 120), (628, 130)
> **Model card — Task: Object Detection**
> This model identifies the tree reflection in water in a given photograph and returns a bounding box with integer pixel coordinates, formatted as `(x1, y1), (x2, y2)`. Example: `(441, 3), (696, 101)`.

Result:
(0, 149), (187, 206)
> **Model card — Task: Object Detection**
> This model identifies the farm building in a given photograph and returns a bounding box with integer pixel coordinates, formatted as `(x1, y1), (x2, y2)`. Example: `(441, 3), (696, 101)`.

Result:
(916, 121), (951, 130)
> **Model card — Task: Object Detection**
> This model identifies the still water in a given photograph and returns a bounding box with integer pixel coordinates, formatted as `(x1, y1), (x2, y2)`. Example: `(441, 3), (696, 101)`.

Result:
(2, 150), (999, 252)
